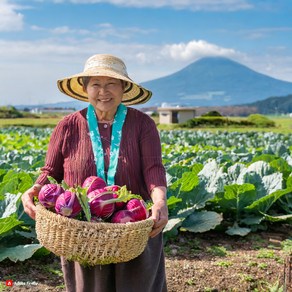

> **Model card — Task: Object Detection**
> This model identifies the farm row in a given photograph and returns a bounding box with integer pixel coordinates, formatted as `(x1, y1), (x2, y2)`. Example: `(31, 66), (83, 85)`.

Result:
(0, 127), (291, 263)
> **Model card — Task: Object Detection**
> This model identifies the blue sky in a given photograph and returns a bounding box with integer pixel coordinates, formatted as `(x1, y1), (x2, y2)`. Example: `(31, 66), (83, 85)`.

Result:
(1, 0), (292, 106)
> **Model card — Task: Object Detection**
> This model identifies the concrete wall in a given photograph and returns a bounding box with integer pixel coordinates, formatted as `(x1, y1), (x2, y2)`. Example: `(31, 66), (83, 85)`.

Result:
(158, 108), (196, 124)
(177, 111), (196, 123)
(159, 110), (172, 124)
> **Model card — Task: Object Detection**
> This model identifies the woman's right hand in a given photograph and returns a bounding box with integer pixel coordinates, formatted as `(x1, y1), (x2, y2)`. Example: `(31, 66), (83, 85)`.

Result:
(21, 184), (41, 220)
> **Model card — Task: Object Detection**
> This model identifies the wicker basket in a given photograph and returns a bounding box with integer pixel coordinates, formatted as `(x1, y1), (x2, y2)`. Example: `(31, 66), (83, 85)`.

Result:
(35, 204), (154, 265)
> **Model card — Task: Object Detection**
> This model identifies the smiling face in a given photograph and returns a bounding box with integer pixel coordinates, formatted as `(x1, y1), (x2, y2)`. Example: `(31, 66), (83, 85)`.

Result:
(84, 76), (125, 121)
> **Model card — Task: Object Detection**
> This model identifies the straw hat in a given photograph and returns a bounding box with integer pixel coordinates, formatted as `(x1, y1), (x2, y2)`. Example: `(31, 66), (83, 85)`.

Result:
(57, 54), (152, 105)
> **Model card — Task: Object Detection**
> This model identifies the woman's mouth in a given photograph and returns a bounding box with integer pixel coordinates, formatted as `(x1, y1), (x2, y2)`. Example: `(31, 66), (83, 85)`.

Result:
(98, 98), (112, 103)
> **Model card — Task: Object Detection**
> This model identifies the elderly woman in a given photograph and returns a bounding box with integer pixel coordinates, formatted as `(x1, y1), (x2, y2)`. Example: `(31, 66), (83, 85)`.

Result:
(21, 54), (168, 292)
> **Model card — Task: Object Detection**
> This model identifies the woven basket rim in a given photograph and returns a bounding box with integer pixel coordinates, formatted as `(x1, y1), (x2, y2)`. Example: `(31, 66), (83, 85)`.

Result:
(36, 203), (154, 229)
(35, 204), (154, 265)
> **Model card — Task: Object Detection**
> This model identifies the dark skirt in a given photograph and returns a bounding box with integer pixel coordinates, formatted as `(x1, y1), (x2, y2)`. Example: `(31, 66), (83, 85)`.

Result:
(61, 233), (168, 292)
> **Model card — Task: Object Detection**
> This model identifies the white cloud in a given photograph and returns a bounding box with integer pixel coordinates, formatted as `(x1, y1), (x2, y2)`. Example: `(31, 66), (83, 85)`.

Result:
(31, 22), (155, 40)
(160, 40), (240, 62)
(242, 54), (292, 83)
(63, 0), (253, 11)
(0, 36), (292, 106)
(0, 37), (242, 105)
(181, 91), (231, 101)
(93, 23), (155, 39)
(0, 0), (24, 31)
(240, 27), (292, 40)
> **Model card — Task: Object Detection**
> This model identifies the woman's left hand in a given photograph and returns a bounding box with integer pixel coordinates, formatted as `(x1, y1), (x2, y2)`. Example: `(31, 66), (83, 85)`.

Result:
(149, 200), (168, 238)
(149, 186), (168, 238)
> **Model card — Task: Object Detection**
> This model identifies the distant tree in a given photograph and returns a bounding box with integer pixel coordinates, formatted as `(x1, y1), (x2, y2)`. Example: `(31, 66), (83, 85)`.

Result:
(0, 106), (24, 118)
(201, 110), (223, 117)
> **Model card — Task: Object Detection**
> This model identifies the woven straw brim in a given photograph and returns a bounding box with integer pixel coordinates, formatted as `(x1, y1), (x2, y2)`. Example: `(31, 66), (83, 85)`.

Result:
(57, 70), (152, 106)
(35, 204), (153, 265)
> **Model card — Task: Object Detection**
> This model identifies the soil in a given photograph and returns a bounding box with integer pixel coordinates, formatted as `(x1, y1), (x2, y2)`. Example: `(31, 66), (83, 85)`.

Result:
(1, 224), (291, 292)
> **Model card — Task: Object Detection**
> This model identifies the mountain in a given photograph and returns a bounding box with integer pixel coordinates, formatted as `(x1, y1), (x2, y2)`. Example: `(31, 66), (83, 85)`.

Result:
(16, 100), (86, 111)
(141, 57), (292, 107)
(16, 57), (292, 112)
(244, 94), (292, 114)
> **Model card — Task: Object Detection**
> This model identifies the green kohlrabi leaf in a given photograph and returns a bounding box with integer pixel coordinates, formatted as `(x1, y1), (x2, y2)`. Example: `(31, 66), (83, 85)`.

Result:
(16, 172), (34, 194)
(163, 218), (183, 242)
(262, 172), (283, 195)
(0, 175), (19, 196)
(245, 161), (273, 177)
(169, 170), (210, 209)
(261, 212), (292, 222)
(179, 186), (214, 210)
(236, 161), (271, 186)
(0, 171), (34, 196)
(198, 159), (226, 194)
(48, 176), (59, 184)
(251, 154), (277, 163)
(170, 167), (200, 193)
(226, 162), (246, 184)
(270, 158), (292, 181)
(0, 193), (22, 218)
(245, 187), (292, 214)
(163, 218), (183, 233)
(181, 210), (223, 233)
(75, 186), (91, 222)
(240, 215), (263, 226)
(0, 215), (23, 237)
(179, 171), (200, 193)
(226, 223), (251, 236)
(166, 164), (192, 180)
(287, 175), (292, 188)
(0, 244), (42, 262)
(166, 196), (182, 210)
(236, 161), (283, 200)
(215, 184), (256, 217)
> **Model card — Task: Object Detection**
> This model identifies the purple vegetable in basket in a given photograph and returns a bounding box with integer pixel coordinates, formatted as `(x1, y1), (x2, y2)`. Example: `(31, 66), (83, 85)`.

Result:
(55, 190), (82, 217)
(111, 210), (136, 223)
(104, 185), (126, 210)
(82, 176), (107, 194)
(38, 184), (64, 208)
(88, 188), (116, 219)
(126, 198), (149, 221)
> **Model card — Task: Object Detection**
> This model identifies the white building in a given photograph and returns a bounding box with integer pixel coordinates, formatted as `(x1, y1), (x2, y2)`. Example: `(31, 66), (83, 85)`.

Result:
(157, 106), (197, 124)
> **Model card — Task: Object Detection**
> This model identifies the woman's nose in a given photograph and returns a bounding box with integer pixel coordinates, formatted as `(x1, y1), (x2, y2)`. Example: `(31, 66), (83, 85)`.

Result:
(98, 85), (108, 93)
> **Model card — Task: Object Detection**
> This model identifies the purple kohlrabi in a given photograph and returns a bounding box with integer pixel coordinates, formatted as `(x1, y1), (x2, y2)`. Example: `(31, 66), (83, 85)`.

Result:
(111, 210), (136, 223)
(87, 188), (116, 219)
(126, 198), (149, 221)
(38, 184), (64, 208)
(104, 185), (125, 210)
(55, 190), (82, 217)
(82, 176), (107, 194)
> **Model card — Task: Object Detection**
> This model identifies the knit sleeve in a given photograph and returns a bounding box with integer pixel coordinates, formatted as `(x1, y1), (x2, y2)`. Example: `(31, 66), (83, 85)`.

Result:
(139, 115), (167, 193)
(35, 118), (68, 185)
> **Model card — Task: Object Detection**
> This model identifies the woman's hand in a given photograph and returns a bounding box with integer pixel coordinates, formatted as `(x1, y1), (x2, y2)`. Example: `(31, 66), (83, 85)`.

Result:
(149, 186), (168, 238)
(21, 184), (41, 220)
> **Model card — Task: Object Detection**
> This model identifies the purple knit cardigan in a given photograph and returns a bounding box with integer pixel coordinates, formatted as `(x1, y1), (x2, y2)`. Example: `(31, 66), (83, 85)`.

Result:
(36, 107), (167, 201)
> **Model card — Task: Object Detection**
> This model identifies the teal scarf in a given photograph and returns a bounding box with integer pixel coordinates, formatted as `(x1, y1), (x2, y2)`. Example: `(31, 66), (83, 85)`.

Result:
(87, 103), (127, 185)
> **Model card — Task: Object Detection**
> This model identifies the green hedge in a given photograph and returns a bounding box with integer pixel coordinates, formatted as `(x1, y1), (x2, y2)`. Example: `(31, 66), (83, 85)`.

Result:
(247, 114), (275, 127)
(182, 114), (275, 128)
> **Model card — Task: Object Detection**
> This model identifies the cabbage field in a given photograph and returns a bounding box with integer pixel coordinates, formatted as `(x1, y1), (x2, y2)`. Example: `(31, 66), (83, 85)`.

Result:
(0, 127), (292, 263)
